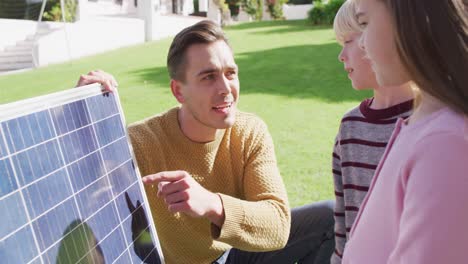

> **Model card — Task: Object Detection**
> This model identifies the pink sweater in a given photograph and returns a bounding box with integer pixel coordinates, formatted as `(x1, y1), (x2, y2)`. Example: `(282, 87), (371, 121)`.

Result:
(342, 107), (468, 263)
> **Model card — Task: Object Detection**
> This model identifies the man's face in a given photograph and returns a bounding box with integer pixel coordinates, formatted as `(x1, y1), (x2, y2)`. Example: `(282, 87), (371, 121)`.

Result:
(173, 40), (239, 132)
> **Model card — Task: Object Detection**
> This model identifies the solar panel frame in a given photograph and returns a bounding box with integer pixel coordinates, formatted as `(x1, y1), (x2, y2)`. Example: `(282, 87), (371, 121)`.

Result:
(0, 84), (165, 264)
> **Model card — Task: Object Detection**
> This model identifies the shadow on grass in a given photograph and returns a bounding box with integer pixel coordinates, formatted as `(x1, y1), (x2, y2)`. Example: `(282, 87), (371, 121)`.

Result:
(129, 43), (369, 102)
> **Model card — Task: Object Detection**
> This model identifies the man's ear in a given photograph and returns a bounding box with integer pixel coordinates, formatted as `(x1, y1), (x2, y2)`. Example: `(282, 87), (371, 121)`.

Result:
(170, 79), (185, 103)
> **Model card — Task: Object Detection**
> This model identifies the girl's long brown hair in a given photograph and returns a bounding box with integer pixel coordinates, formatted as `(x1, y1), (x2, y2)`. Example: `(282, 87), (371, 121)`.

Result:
(384, 0), (468, 115)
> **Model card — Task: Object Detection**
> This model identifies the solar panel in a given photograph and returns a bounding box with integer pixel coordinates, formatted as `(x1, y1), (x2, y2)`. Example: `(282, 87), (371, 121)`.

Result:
(0, 84), (164, 264)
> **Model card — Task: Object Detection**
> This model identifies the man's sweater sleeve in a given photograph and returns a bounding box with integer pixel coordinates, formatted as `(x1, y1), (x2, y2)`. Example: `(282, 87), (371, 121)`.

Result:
(213, 120), (291, 252)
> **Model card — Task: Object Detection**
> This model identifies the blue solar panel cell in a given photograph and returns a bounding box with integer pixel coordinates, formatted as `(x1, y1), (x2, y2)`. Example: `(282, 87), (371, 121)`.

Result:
(59, 125), (98, 164)
(114, 250), (133, 264)
(76, 176), (114, 220)
(32, 198), (81, 252)
(0, 85), (163, 264)
(12, 152), (34, 186)
(0, 191), (28, 239)
(109, 160), (137, 197)
(33, 111), (56, 144)
(0, 130), (6, 158)
(12, 139), (64, 187)
(114, 182), (146, 224)
(94, 114), (126, 147)
(86, 92), (119, 122)
(0, 158), (16, 197)
(23, 169), (72, 219)
(86, 201), (121, 242)
(2, 110), (55, 154)
(101, 137), (132, 172)
(68, 151), (105, 193)
(3, 117), (28, 153)
(0, 225), (38, 263)
(51, 100), (91, 136)
(17, 116), (35, 150)
(98, 226), (128, 262)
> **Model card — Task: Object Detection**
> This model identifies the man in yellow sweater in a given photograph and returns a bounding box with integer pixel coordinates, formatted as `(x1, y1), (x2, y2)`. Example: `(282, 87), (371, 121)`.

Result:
(77, 20), (334, 264)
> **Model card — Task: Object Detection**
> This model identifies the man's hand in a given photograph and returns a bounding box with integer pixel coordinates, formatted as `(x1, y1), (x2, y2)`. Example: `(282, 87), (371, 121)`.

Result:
(75, 70), (118, 92)
(142, 171), (225, 228)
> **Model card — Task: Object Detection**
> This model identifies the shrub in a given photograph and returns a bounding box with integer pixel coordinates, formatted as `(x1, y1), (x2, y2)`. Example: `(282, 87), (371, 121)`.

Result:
(194, 0), (199, 13)
(227, 0), (241, 16)
(238, 0), (288, 21)
(0, 0), (77, 22)
(287, 0), (312, 5)
(241, 0), (263, 21)
(0, 0), (42, 20)
(42, 0), (77, 22)
(266, 0), (288, 19)
(307, 0), (344, 25)
(323, 0), (345, 24)
(307, 1), (325, 25)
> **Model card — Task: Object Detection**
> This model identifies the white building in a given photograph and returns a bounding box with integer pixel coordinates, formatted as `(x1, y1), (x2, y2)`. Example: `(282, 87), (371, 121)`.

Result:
(0, 0), (222, 72)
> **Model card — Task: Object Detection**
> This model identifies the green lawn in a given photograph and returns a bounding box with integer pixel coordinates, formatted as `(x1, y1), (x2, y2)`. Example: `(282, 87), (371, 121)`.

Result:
(0, 20), (371, 207)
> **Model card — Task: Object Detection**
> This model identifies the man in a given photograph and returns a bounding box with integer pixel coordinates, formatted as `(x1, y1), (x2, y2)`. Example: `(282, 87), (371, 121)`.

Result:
(78, 20), (334, 264)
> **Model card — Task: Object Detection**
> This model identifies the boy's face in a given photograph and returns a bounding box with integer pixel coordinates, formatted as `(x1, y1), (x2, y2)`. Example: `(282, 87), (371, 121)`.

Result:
(338, 32), (378, 90)
(173, 40), (239, 131)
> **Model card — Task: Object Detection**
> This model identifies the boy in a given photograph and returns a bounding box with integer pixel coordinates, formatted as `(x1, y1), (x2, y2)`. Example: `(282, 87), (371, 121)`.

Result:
(330, 1), (414, 263)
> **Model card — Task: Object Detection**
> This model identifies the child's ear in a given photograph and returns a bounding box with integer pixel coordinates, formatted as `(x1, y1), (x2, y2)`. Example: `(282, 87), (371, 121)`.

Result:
(170, 79), (185, 103)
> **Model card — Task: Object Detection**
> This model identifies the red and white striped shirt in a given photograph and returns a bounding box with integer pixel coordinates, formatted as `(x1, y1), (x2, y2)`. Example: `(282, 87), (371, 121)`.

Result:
(331, 98), (413, 264)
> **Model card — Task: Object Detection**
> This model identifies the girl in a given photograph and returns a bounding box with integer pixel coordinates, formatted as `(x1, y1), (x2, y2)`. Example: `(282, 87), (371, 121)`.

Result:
(342, 0), (468, 263)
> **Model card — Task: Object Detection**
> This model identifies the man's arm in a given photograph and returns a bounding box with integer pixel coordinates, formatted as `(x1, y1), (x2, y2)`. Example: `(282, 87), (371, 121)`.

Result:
(214, 119), (291, 251)
(142, 171), (226, 227)
(142, 118), (291, 252)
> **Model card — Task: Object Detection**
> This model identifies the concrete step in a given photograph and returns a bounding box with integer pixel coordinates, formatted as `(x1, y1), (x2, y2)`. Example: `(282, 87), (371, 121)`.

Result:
(16, 40), (35, 48)
(4, 45), (33, 52)
(25, 29), (55, 41)
(25, 35), (39, 41)
(0, 49), (32, 57)
(0, 53), (33, 62)
(37, 26), (52, 35)
(0, 62), (34, 71)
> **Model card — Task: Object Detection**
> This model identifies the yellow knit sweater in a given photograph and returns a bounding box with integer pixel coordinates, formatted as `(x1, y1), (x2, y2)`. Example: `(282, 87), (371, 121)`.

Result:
(128, 107), (290, 264)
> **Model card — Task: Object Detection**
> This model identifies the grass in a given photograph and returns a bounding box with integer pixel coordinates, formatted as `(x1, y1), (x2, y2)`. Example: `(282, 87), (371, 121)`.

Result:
(0, 20), (372, 207)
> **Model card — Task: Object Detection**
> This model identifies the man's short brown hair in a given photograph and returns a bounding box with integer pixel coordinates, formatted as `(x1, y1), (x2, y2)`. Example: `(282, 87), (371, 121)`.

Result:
(167, 20), (229, 81)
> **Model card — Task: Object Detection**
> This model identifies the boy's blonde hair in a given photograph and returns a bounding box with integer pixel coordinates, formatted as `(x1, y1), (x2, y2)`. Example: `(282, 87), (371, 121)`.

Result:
(333, 0), (361, 45)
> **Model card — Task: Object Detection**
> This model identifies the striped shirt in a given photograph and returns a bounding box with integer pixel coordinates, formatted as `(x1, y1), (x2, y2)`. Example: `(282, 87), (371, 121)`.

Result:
(330, 98), (413, 264)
